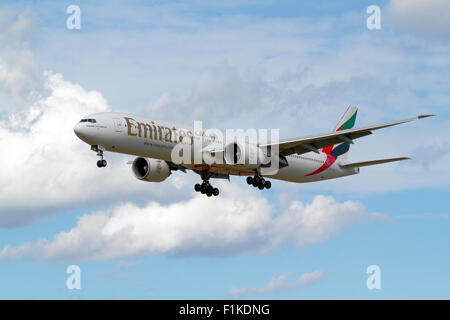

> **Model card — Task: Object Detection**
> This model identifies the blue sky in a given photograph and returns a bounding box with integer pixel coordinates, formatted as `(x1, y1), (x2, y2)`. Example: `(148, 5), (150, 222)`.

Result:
(0, 0), (449, 299)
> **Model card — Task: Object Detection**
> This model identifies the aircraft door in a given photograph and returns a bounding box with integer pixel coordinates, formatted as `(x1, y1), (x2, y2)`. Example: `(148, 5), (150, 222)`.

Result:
(113, 118), (124, 133)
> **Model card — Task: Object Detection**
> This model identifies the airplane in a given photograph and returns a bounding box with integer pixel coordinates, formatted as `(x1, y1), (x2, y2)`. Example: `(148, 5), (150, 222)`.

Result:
(73, 107), (433, 197)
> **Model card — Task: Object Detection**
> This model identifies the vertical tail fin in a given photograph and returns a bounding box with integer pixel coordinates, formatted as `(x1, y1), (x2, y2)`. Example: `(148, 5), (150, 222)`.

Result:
(322, 106), (358, 160)
(334, 106), (358, 132)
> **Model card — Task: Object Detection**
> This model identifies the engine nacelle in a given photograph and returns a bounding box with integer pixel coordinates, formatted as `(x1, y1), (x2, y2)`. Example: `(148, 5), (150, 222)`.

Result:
(132, 157), (171, 182)
(224, 142), (268, 168)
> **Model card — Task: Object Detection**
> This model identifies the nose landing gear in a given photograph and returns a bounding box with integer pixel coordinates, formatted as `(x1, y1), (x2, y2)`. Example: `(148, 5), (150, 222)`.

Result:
(92, 145), (107, 168)
(247, 175), (271, 190)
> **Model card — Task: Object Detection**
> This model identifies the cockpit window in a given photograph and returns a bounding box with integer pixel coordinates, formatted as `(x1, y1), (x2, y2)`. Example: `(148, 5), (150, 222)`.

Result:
(80, 119), (97, 123)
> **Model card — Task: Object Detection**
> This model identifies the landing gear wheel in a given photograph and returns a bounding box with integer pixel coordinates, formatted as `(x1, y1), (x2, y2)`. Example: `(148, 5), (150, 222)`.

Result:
(97, 160), (103, 168)
(249, 172), (271, 191)
(200, 183), (208, 194)
(194, 184), (201, 192)
(101, 160), (107, 167)
(259, 178), (265, 186)
(213, 188), (219, 196)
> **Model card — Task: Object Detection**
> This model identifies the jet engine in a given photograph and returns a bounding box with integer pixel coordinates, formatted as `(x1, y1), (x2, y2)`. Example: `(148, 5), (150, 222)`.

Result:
(132, 157), (171, 182)
(223, 142), (268, 168)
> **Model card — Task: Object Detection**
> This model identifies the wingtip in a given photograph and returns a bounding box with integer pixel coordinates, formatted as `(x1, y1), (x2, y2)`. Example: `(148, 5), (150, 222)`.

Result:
(418, 114), (436, 119)
(394, 157), (411, 161)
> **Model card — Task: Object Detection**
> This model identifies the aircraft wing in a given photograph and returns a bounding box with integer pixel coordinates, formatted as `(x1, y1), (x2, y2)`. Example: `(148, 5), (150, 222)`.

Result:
(260, 114), (434, 156)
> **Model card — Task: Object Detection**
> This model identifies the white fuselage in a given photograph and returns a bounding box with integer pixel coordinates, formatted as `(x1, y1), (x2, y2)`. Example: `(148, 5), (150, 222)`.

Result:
(73, 112), (358, 183)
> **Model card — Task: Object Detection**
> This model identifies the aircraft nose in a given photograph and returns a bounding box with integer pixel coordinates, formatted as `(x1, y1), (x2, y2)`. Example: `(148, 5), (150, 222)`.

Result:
(73, 122), (85, 138)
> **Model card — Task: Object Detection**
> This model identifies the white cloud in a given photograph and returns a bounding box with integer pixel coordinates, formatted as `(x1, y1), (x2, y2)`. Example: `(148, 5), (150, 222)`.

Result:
(0, 10), (40, 107)
(0, 188), (387, 262)
(1, 5), (448, 229)
(228, 270), (325, 298)
(388, 0), (450, 39)
(0, 72), (194, 227)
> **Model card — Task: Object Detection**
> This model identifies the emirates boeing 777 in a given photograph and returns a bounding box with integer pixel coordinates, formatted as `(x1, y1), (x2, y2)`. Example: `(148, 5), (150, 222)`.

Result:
(73, 107), (433, 197)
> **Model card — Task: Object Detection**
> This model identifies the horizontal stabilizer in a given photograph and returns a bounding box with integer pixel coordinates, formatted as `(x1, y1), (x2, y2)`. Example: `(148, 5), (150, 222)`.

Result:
(339, 157), (410, 169)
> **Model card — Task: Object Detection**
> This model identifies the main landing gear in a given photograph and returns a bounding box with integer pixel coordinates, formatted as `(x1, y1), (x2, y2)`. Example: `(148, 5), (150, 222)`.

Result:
(194, 182), (219, 197)
(194, 171), (219, 197)
(247, 174), (271, 190)
(92, 145), (107, 168)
